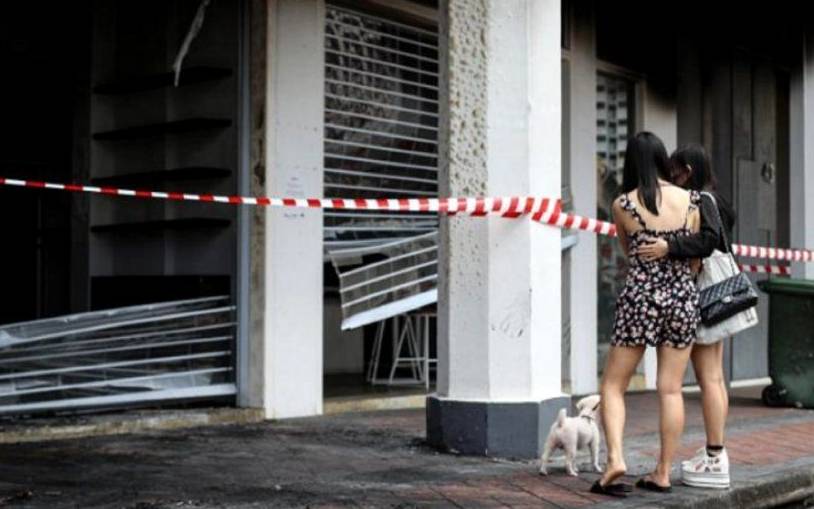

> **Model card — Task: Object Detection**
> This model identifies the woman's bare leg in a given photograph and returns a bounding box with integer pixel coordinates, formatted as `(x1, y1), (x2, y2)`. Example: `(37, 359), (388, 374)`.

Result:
(691, 342), (727, 447)
(651, 345), (693, 486)
(599, 345), (646, 486)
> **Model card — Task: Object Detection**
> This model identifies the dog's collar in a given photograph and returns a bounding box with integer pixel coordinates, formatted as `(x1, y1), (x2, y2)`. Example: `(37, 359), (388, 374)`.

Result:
(581, 415), (596, 423)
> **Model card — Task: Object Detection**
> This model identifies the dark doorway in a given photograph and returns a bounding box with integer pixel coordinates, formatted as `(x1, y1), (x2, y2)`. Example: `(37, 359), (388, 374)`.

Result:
(729, 53), (788, 380)
(0, 2), (90, 324)
(678, 44), (792, 382)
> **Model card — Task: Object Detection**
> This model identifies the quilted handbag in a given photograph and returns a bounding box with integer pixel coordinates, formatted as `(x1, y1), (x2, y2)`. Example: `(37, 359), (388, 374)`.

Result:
(695, 249), (757, 343)
(699, 271), (758, 325)
(697, 192), (759, 327)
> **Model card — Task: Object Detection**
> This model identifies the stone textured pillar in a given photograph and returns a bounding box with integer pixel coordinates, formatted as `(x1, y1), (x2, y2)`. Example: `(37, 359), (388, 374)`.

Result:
(791, 29), (814, 280)
(429, 0), (568, 459)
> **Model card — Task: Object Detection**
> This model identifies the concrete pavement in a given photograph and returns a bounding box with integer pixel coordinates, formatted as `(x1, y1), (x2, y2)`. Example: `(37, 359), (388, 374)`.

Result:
(0, 388), (812, 508)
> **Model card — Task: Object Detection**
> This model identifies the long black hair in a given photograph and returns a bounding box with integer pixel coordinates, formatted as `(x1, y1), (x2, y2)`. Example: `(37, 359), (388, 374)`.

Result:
(622, 131), (671, 215)
(670, 143), (717, 191)
(671, 143), (736, 231)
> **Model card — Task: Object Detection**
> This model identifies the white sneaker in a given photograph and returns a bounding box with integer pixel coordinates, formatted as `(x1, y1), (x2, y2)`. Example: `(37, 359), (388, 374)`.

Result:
(681, 448), (730, 489)
(681, 447), (706, 469)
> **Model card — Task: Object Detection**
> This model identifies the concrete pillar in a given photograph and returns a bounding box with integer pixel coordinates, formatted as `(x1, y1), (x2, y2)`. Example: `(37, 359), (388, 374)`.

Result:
(260, 0), (325, 418)
(429, 0), (568, 459)
(790, 30), (814, 280)
(566, 1), (598, 396)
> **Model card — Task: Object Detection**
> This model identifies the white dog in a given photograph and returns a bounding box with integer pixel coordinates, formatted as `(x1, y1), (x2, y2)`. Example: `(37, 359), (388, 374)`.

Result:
(539, 394), (602, 476)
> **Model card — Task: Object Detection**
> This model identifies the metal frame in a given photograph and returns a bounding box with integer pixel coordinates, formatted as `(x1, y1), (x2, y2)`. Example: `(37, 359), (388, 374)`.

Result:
(366, 312), (436, 388)
(236, 0), (251, 407)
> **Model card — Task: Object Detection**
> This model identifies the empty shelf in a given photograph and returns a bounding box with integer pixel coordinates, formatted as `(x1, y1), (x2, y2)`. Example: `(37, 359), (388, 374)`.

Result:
(93, 118), (232, 141)
(91, 218), (231, 234)
(93, 66), (233, 95)
(92, 167), (231, 187)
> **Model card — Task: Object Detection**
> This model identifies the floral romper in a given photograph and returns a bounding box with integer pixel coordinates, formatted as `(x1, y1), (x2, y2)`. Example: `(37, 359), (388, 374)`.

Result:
(611, 191), (701, 349)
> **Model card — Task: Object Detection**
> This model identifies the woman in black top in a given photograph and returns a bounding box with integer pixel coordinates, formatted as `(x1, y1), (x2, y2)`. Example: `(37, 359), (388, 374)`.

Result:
(637, 144), (736, 489)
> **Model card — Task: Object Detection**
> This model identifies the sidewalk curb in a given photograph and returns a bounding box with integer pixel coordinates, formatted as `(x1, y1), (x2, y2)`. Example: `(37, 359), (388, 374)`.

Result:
(0, 408), (265, 444)
(324, 394), (426, 414)
(654, 465), (814, 509)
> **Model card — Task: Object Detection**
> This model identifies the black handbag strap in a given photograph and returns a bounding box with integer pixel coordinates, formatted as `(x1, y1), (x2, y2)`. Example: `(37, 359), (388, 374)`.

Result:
(701, 191), (743, 275)
(700, 191), (730, 255)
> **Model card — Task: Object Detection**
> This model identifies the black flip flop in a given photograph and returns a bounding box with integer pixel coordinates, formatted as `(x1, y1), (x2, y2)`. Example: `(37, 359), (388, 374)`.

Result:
(590, 480), (629, 498)
(636, 478), (673, 493)
(608, 482), (634, 493)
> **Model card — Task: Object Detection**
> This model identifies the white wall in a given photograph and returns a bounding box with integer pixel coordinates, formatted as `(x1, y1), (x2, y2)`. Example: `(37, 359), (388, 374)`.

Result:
(790, 30), (814, 280)
(644, 86), (678, 153)
(565, 2), (598, 395)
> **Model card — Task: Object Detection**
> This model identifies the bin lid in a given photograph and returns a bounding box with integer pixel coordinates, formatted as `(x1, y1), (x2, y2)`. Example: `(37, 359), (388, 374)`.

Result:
(757, 278), (814, 296)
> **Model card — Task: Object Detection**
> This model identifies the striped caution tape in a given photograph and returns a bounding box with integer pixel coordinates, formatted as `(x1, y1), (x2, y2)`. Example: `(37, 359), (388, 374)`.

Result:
(538, 210), (793, 275)
(730, 244), (814, 263)
(738, 264), (791, 276)
(543, 207), (812, 262)
(0, 176), (805, 274)
(0, 177), (557, 217)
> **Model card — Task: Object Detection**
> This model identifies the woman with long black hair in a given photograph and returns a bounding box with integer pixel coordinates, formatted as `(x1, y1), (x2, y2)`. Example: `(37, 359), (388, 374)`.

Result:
(592, 132), (701, 497)
(636, 143), (736, 489)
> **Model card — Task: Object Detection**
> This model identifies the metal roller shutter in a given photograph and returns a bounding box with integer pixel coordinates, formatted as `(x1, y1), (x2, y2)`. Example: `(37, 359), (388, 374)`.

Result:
(324, 4), (440, 328)
(324, 4), (439, 250)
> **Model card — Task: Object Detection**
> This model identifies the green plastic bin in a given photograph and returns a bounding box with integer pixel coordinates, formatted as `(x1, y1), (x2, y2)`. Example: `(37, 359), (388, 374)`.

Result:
(757, 278), (814, 408)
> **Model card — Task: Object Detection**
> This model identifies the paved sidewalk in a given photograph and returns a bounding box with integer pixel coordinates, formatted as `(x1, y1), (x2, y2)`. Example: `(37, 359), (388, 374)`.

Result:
(0, 388), (812, 508)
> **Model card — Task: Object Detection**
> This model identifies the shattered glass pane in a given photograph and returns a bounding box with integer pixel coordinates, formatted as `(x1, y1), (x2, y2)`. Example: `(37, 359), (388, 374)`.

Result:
(0, 297), (235, 415)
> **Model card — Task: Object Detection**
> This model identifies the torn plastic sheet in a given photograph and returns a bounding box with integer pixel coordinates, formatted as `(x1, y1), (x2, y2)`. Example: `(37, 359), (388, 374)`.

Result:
(329, 232), (438, 330)
(0, 296), (230, 348)
(328, 229), (581, 330)
(0, 296), (235, 416)
(172, 0), (211, 86)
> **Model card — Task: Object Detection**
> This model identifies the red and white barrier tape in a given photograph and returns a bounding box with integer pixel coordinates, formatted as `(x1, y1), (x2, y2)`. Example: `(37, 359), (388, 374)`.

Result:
(738, 264), (791, 276)
(0, 177), (556, 217)
(0, 176), (806, 274)
(548, 211), (812, 264)
(730, 244), (814, 262)
(544, 211), (793, 275)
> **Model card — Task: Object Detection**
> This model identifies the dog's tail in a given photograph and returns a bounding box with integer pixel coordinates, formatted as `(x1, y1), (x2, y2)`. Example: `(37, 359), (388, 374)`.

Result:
(556, 408), (567, 428)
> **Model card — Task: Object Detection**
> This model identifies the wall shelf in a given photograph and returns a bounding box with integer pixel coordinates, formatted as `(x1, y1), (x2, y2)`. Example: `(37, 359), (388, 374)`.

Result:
(92, 167), (231, 187)
(91, 218), (231, 234)
(87, 3), (239, 312)
(93, 66), (233, 95)
(93, 118), (232, 141)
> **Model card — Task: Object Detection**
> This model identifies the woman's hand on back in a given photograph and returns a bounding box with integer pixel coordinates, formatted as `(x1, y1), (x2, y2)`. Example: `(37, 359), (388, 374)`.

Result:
(637, 237), (669, 261)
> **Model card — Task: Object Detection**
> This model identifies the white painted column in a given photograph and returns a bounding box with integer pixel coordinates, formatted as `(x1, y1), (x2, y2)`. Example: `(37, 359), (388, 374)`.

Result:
(790, 29), (814, 280)
(430, 0), (566, 459)
(262, 0), (325, 418)
(566, 1), (598, 396)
